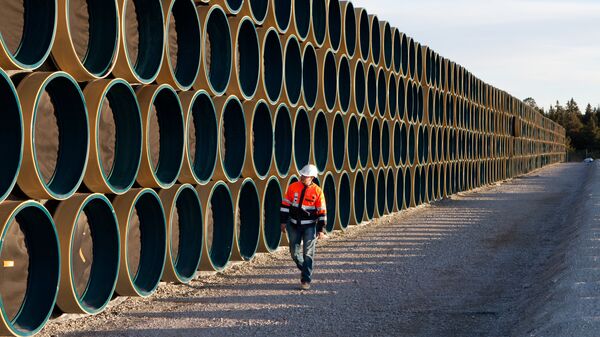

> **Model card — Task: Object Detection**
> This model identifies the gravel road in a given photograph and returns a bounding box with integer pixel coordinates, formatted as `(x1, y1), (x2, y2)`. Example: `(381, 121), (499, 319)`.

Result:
(41, 162), (599, 337)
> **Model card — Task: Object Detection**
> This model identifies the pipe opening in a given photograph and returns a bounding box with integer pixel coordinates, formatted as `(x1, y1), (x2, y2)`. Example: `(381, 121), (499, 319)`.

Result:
(332, 113), (345, 171)
(365, 169), (375, 220)
(408, 124), (415, 165)
(392, 29), (401, 74)
(346, 115), (359, 171)
(358, 116), (369, 168)
(366, 65), (376, 116)
(392, 121), (401, 167)
(301, 43), (317, 108)
(388, 74), (397, 118)
(343, 2), (356, 56)
(419, 166), (426, 203)
(408, 37), (415, 79)
(322, 173), (336, 233)
(236, 18), (260, 98)
(170, 186), (203, 282)
(236, 180), (260, 260)
(0, 0), (55, 69)
(187, 91), (218, 183)
(404, 168), (411, 207)
(338, 172), (351, 229)
(413, 167), (421, 206)
(148, 87), (185, 187)
(274, 104), (292, 176)
(283, 36), (302, 105)
(370, 119), (380, 167)
(273, 0), (292, 32)
(310, 0), (327, 47)
(168, 0), (201, 89)
(353, 60), (365, 114)
(338, 55), (351, 113)
(428, 165), (435, 201)
(328, 0), (341, 51)
(249, 0), (269, 23)
(323, 50), (337, 111)
(251, 101), (273, 178)
(204, 6), (232, 95)
(395, 168), (404, 210)
(262, 29), (283, 103)
(0, 71), (22, 202)
(376, 169), (386, 216)
(224, 0), (244, 12)
(383, 22), (392, 69)
(30, 74), (88, 199)
(293, 0), (310, 40)
(369, 15), (380, 64)
(416, 43), (423, 81)
(358, 9), (369, 61)
(353, 171), (365, 224)
(220, 97), (246, 181)
(401, 33), (408, 75)
(381, 120), (390, 166)
(377, 67), (386, 117)
(263, 178), (282, 252)
(312, 111), (328, 172)
(205, 183), (234, 270)
(417, 86), (424, 122)
(293, 107), (310, 172)
(397, 77), (405, 120)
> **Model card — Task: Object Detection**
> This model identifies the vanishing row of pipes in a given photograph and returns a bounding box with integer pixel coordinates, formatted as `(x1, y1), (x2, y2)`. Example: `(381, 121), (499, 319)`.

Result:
(0, 0), (565, 336)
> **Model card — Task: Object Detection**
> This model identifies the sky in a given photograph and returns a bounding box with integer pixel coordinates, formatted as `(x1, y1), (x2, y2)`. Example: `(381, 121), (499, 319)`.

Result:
(350, 0), (600, 111)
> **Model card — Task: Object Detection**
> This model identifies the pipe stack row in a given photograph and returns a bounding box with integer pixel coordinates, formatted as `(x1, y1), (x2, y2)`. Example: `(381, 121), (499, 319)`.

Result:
(0, 0), (566, 336)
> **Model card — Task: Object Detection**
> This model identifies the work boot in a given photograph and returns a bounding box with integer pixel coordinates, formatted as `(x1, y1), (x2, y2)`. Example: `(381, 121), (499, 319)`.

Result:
(300, 282), (310, 290)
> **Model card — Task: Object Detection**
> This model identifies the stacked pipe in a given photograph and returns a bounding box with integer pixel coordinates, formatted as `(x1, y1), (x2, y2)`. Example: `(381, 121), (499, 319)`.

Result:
(0, 0), (566, 335)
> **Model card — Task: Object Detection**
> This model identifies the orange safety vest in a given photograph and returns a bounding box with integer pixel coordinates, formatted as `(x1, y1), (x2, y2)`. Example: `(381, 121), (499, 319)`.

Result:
(280, 181), (327, 231)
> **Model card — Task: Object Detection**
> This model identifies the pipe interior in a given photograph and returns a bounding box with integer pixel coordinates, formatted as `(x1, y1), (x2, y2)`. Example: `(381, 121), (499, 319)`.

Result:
(377, 68), (386, 117)
(293, 108), (310, 171)
(172, 187), (203, 280)
(346, 116), (359, 170)
(251, 102), (273, 177)
(263, 179), (282, 252)
(365, 170), (375, 220)
(323, 51), (337, 110)
(263, 30), (283, 102)
(221, 98), (246, 181)
(274, 105), (292, 176)
(312, 112), (328, 172)
(204, 7), (232, 94)
(338, 173), (351, 229)
(284, 37), (302, 104)
(338, 56), (350, 112)
(328, 0), (341, 50)
(332, 114), (345, 171)
(124, 0), (164, 81)
(358, 117), (369, 168)
(169, 0), (201, 88)
(310, 0), (326, 45)
(0, 73), (22, 200)
(188, 92), (218, 183)
(207, 184), (234, 270)
(376, 169), (385, 216)
(237, 181), (260, 260)
(353, 61), (365, 114)
(301, 44), (317, 108)
(237, 19), (259, 98)
(322, 174), (336, 233)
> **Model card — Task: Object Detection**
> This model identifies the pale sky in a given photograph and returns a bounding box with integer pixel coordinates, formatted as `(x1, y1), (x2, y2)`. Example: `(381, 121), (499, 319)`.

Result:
(350, 0), (600, 111)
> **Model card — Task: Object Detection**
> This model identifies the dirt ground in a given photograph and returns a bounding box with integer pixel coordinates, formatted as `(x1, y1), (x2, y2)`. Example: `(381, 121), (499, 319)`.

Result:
(42, 162), (600, 337)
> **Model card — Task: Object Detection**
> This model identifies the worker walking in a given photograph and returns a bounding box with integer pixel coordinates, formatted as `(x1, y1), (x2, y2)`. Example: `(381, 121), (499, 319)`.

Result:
(280, 164), (327, 290)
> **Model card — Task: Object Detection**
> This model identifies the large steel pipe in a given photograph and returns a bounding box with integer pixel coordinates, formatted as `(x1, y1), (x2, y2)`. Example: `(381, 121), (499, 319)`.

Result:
(196, 182), (235, 271)
(395, 167), (406, 211)
(83, 79), (142, 195)
(157, 0), (201, 90)
(380, 20), (392, 70)
(281, 34), (302, 107)
(370, 118), (381, 167)
(309, 0), (327, 48)
(242, 100), (273, 179)
(312, 110), (328, 173)
(52, 0), (119, 80)
(239, 0), (269, 25)
(136, 84), (185, 189)
(365, 168), (376, 220)
(327, 112), (346, 173)
(316, 48), (337, 112)
(257, 176), (282, 253)
(358, 115), (369, 169)
(366, 64), (377, 116)
(356, 7), (369, 62)
(345, 114), (359, 172)
(256, 27), (283, 105)
(369, 14), (380, 65)
(0, 70), (22, 203)
(113, 188), (166, 297)
(0, 201), (59, 337)
(392, 27), (402, 75)
(15, 71), (88, 200)
(350, 170), (365, 226)
(388, 72), (397, 119)
(377, 67), (387, 118)
(213, 95), (247, 183)
(178, 90), (218, 185)
(381, 119), (391, 167)
(326, 0), (341, 52)
(293, 107), (311, 174)
(195, 5), (232, 96)
(264, 0), (292, 33)
(273, 103), (293, 177)
(393, 121), (407, 167)
(375, 168), (386, 217)
(158, 184), (203, 283)
(0, 0), (56, 70)
(289, 0), (310, 41)
(230, 178), (261, 261)
(351, 58), (366, 115)
(398, 76), (406, 121)
(339, 1), (356, 58)
(338, 54), (351, 113)
(336, 171), (351, 230)
(51, 194), (119, 314)
(321, 172), (336, 233)
(114, 0), (164, 84)
(212, 0), (244, 14)
(228, 16), (260, 100)
(301, 42), (318, 109)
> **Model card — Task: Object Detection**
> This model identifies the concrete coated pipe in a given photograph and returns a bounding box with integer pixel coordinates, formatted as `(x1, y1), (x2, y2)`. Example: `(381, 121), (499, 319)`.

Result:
(239, 0), (269, 25)
(196, 181), (234, 271)
(380, 20), (392, 70)
(351, 58), (366, 115)
(301, 42), (318, 109)
(52, 0), (119, 80)
(273, 103), (293, 177)
(264, 0), (292, 33)
(257, 176), (282, 253)
(195, 5), (232, 96)
(0, 201), (59, 337)
(113, 0), (165, 84)
(337, 54), (351, 113)
(316, 48), (337, 112)
(321, 172), (336, 233)
(365, 168), (376, 220)
(381, 119), (390, 167)
(375, 168), (386, 217)
(388, 72), (397, 119)
(256, 27), (283, 105)
(178, 90), (218, 185)
(83, 79), (142, 195)
(350, 170), (365, 226)
(392, 27), (401, 75)
(366, 64), (377, 116)
(51, 193), (119, 314)
(370, 118), (381, 168)
(309, 0), (327, 48)
(293, 106), (311, 173)
(281, 34), (302, 107)
(228, 16), (260, 100)
(312, 110), (329, 173)
(229, 178), (261, 261)
(289, 0), (310, 41)
(394, 167), (405, 211)
(0, 70), (23, 203)
(242, 99), (273, 179)
(212, 0), (244, 14)
(336, 171), (351, 230)
(112, 188), (167, 297)
(339, 1), (356, 58)
(327, 112), (346, 173)
(158, 184), (203, 283)
(377, 67), (387, 118)
(368, 14), (380, 66)
(345, 114), (359, 172)
(0, 0), (56, 71)
(326, 0), (341, 52)
(213, 95), (247, 183)
(156, 0), (201, 91)
(15, 71), (89, 200)
(358, 115), (369, 169)
(136, 84), (185, 189)
(355, 7), (369, 62)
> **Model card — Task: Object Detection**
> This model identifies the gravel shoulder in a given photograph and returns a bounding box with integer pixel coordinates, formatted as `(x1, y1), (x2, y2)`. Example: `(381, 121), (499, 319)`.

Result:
(41, 162), (599, 337)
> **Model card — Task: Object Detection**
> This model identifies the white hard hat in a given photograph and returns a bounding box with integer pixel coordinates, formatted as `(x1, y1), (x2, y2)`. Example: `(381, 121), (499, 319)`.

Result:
(299, 164), (319, 178)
